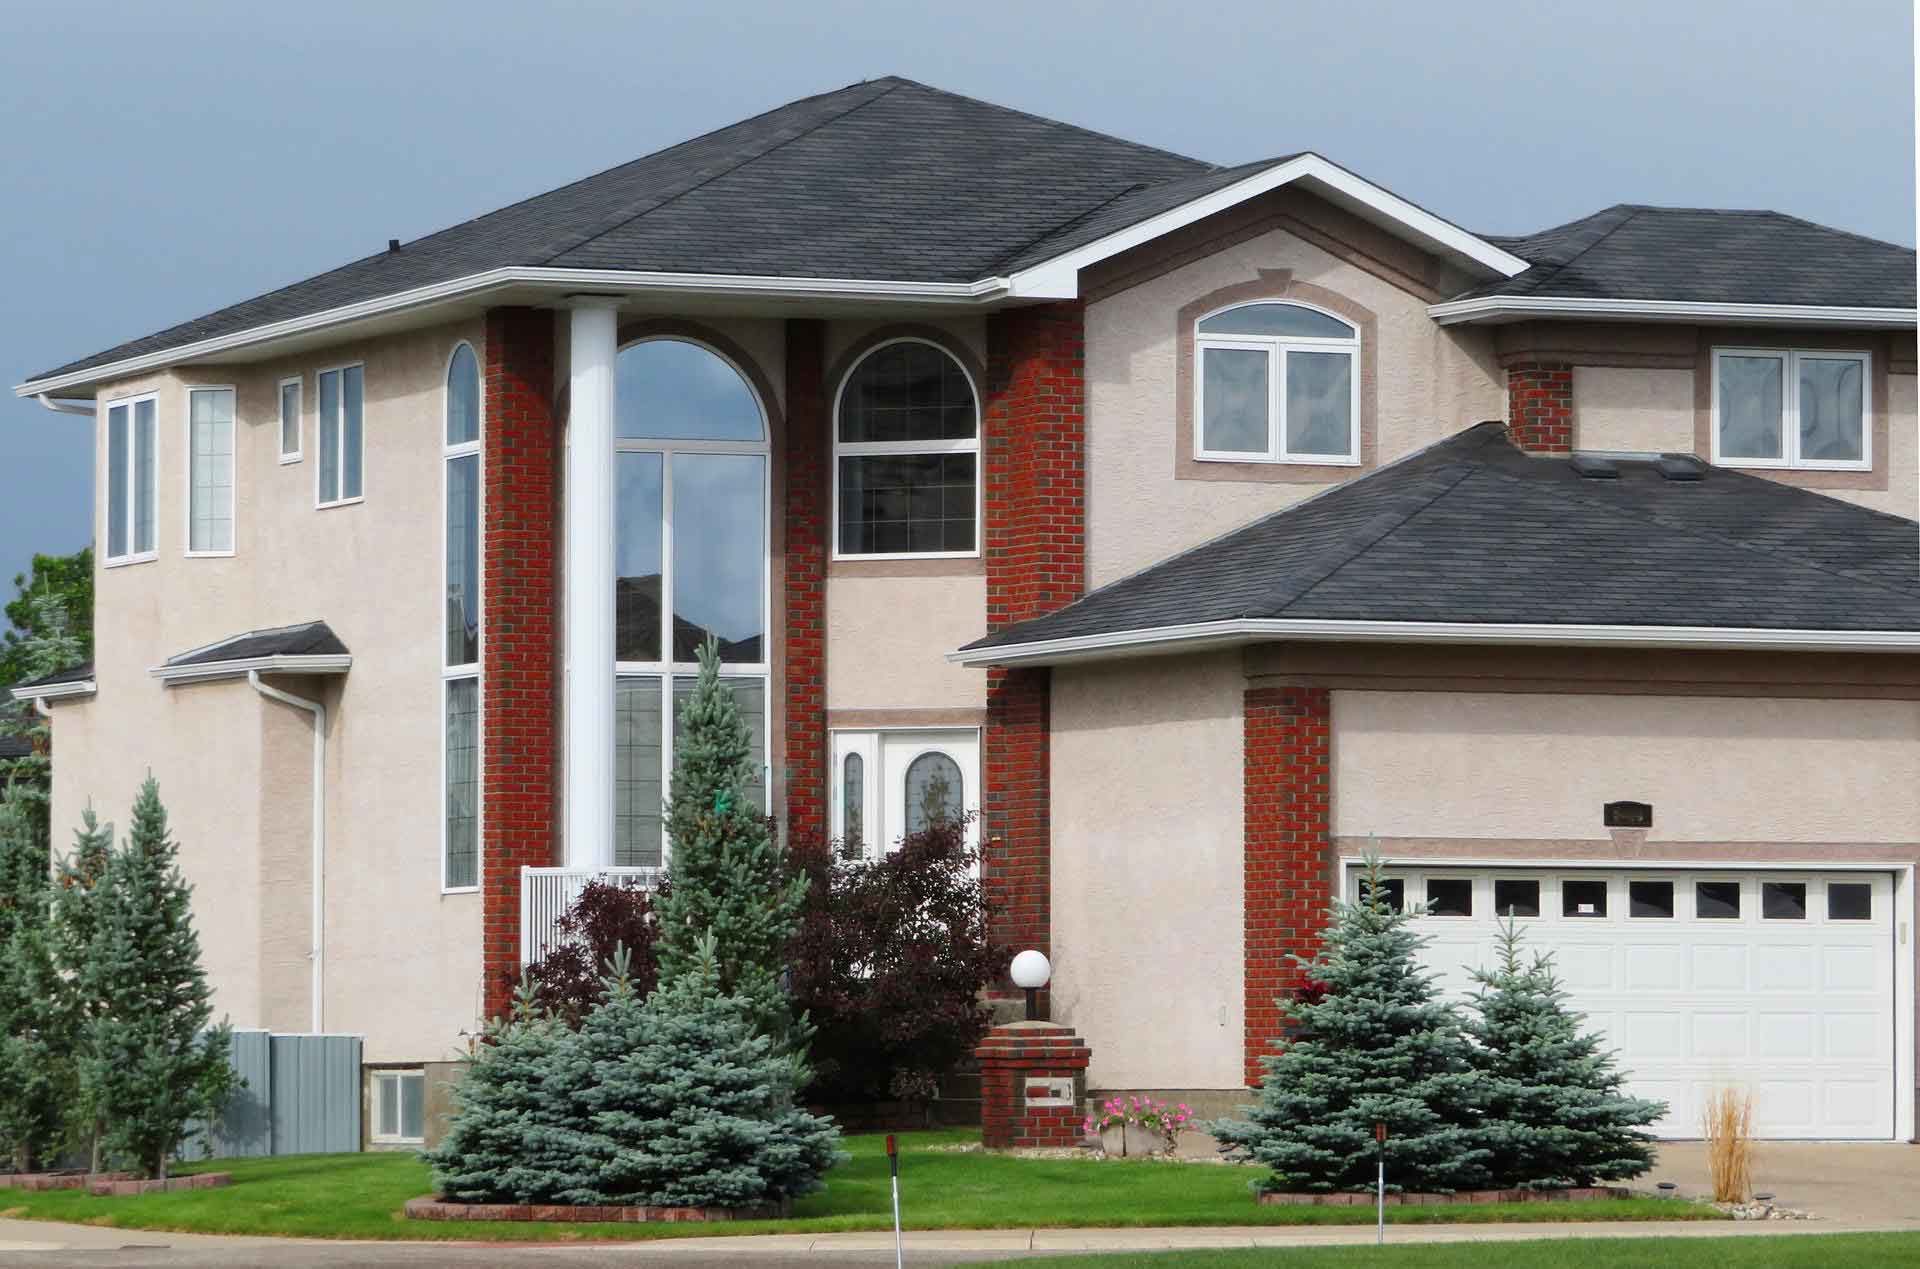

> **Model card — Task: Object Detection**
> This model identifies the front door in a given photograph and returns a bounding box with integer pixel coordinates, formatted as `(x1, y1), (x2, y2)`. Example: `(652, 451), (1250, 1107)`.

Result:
(831, 729), (981, 859)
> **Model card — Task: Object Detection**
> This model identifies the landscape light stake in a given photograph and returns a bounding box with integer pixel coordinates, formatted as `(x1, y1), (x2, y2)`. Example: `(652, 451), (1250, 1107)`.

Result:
(1374, 1121), (1387, 1245)
(887, 1133), (903, 1269)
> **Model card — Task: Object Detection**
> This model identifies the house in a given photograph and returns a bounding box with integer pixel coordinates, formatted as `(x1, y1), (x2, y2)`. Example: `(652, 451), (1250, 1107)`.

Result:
(12, 77), (1918, 1146)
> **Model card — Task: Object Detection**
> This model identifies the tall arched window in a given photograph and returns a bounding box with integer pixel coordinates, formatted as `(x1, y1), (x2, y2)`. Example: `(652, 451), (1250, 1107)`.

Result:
(612, 338), (770, 868)
(833, 338), (980, 557)
(1195, 301), (1358, 464)
(442, 341), (482, 891)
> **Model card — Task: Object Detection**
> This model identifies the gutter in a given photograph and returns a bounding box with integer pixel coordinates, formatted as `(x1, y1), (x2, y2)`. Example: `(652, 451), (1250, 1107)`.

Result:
(35, 394), (94, 416)
(8, 678), (97, 704)
(947, 618), (1920, 668)
(152, 654), (352, 685)
(1427, 294), (1919, 328)
(248, 672), (327, 1034)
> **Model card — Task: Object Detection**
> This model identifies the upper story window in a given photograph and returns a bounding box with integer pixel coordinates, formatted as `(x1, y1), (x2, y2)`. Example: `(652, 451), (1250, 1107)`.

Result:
(278, 377), (302, 464)
(1195, 302), (1359, 465)
(316, 363), (365, 506)
(443, 342), (482, 893)
(834, 339), (979, 557)
(1713, 347), (1869, 471)
(186, 387), (236, 556)
(105, 394), (158, 565)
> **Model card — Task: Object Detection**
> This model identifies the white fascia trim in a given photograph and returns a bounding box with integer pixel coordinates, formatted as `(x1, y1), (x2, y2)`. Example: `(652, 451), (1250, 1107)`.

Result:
(1428, 295), (1919, 328)
(8, 679), (96, 703)
(1007, 153), (1532, 299)
(14, 268), (1011, 400)
(948, 618), (1920, 667)
(153, 654), (352, 685)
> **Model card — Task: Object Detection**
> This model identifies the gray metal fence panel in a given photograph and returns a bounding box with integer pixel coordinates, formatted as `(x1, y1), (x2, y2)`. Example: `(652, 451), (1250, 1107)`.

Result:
(268, 1034), (362, 1155)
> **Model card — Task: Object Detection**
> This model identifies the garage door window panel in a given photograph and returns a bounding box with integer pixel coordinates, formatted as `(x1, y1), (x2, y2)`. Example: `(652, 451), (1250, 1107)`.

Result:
(1425, 877), (1472, 917)
(1493, 878), (1540, 919)
(1562, 879), (1609, 919)
(1828, 883), (1873, 922)
(1762, 881), (1808, 921)
(1629, 880), (1674, 918)
(1355, 875), (1404, 913)
(1696, 881), (1742, 920)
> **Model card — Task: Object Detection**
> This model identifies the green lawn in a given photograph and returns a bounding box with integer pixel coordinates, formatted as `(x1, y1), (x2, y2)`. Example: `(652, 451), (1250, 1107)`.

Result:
(0, 1130), (1720, 1243)
(1025, 1233), (1920, 1268)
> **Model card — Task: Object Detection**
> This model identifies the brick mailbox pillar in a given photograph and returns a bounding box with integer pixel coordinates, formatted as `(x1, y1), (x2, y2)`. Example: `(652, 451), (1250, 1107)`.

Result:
(974, 1020), (1091, 1148)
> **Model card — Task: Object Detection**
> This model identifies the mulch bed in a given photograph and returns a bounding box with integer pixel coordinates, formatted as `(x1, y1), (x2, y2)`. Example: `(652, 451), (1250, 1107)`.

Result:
(1259, 1185), (1632, 1207)
(404, 1196), (790, 1223)
(0, 1171), (230, 1196)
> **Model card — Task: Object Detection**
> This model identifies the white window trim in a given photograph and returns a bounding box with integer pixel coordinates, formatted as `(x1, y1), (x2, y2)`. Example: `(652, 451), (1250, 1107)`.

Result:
(442, 342), (484, 895)
(613, 336), (774, 868)
(830, 336), (983, 561)
(314, 361), (367, 509)
(370, 1069), (426, 1145)
(102, 391), (160, 567)
(1710, 346), (1872, 472)
(278, 376), (303, 465)
(1194, 301), (1361, 466)
(183, 385), (237, 559)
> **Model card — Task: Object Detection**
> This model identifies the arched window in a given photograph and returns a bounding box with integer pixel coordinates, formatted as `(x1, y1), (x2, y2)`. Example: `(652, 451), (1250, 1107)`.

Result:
(904, 750), (964, 836)
(834, 338), (979, 557)
(442, 341), (482, 891)
(841, 752), (864, 855)
(612, 337), (770, 868)
(1195, 301), (1358, 464)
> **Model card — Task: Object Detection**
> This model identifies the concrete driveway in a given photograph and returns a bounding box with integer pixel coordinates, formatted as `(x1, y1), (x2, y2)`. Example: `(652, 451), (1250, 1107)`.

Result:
(1648, 1141), (1920, 1225)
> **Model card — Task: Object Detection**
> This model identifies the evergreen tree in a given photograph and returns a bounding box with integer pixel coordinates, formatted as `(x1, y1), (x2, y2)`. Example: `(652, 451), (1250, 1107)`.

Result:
(0, 797), (67, 1169)
(0, 548), (93, 693)
(1211, 856), (1490, 1193)
(567, 933), (841, 1208)
(425, 977), (598, 1204)
(1467, 918), (1664, 1188)
(0, 591), (85, 849)
(85, 779), (235, 1179)
(654, 638), (810, 1053)
(49, 806), (115, 1171)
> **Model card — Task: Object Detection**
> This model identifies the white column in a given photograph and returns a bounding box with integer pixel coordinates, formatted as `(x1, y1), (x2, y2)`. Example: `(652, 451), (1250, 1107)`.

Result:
(564, 299), (620, 868)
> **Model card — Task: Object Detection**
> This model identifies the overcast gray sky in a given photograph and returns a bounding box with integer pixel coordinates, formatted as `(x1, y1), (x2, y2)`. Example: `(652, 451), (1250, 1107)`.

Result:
(1, 0), (1912, 597)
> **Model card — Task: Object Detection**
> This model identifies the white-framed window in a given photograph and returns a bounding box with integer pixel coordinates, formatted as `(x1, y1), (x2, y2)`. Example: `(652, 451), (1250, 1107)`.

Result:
(371, 1069), (426, 1144)
(185, 386), (236, 556)
(104, 393), (159, 565)
(315, 363), (365, 506)
(833, 338), (980, 558)
(278, 376), (303, 464)
(830, 729), (980, 861)
(613, 337), (771, 867)
(1195, 301), (1359, 464)
(1712, 347), (1870, 471)
(443, 343), (482, 893)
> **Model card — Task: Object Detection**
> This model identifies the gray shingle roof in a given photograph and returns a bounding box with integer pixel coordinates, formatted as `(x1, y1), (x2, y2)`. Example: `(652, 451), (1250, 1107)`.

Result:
(35, 77), (1209, 382)
(1475, 205), (1916, 308)
(166, 621), (348, 668)
(11, 660), (94, 691)
(965, 424), (1920, 652)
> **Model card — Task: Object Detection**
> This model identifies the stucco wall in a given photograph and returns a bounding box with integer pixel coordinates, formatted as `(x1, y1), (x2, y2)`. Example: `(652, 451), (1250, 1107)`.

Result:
(1573, 366), (1695, 453)
(824, 572), (987, 711)
(1050, 652), (1245, 1090)
(1083, 223), (1505, 586)
(1334, 690), (1920, 844)
(64, 318), (486, 1063)
(1830, 369), (1918, 520)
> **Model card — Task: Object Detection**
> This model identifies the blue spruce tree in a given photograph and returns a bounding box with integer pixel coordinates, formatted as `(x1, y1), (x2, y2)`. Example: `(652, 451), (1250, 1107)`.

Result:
(1212, 856), (1490, 1193)
(0, 796), (68, 1170)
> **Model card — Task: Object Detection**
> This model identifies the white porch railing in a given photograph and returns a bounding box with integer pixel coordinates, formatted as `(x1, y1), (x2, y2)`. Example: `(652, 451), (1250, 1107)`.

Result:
(520, 865), (662, 967)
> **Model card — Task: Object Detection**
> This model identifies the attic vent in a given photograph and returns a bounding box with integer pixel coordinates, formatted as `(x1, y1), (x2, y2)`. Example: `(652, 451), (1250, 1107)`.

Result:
(1569, 454), (1618, 479)
(1656, 455), (1705, 482)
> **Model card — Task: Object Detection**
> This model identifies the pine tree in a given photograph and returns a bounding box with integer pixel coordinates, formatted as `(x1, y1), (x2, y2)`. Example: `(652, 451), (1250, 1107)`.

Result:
(0, 796), (67, 1170)
(425, 976), (599, 1204)
(0, 591), (84, 849)
(1211, 856), (1490, 1193)
(1467, 918), (1664, 1188)
(49, 806), (115, 1171)
(84, 779), (235, 1179)
(567, 932), (841, 1208)
(654, 638), (810, 1053)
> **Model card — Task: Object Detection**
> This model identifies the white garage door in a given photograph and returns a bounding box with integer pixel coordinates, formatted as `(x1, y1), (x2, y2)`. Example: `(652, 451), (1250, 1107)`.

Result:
(1358, 868), (1898, 1140)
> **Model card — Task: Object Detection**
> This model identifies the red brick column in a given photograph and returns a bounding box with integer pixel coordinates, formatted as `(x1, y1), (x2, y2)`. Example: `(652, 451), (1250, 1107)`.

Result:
(982, 303), (1087, 1000)
(482, 306), (561, 1021)
(974, 1021), (1092, 1148)
(1243, 685), (1331, 1087)
(782, 319), (829, 846)
(1506, 363), (1574, 453)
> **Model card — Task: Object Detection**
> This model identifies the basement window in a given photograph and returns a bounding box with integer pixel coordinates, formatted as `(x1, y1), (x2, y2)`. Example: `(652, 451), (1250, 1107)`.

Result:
(1713, 348), (1869, 471)
(372, 1070), (425, 1145)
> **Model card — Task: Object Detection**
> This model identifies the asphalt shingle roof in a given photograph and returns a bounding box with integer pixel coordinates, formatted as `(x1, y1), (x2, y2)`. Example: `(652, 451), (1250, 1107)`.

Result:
(11, 660), (94, 691)
(166, 621), (348, 668)
(965, 424), (1920, 652)
(1476, 205), (1916, 308)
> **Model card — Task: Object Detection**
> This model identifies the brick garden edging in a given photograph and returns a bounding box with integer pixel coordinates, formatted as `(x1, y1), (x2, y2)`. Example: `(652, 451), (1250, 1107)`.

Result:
(404, 1196), (791, 1223)
(1259, 1185), (1632, 1207)
(0, 1171), (228, 1196)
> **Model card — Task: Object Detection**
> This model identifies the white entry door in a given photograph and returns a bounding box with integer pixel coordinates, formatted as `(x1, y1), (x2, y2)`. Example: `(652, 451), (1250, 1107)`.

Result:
(831, 729), (980, 858)
(1354, 866), (1899, 1140)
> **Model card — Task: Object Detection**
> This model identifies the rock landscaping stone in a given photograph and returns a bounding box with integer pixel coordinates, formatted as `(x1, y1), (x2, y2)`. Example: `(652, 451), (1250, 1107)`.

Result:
(1716, 1200), (1814, 1220)
(1257, 1185), (1632, 1207)
(403, 1196), (791, 1223)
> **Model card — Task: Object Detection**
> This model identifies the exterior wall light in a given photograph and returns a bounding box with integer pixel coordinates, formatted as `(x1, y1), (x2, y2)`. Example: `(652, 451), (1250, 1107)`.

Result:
(1011, 949), (1051, 1021)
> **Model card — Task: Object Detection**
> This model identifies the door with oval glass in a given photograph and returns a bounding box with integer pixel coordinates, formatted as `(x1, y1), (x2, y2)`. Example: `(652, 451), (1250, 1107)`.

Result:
(830, 729), (980, 859)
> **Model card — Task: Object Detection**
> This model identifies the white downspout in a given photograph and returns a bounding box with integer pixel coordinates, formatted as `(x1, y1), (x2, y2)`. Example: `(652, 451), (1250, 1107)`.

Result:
(31, 697), (52, 720)
(35, 393), (95, 416)
(249, 672), (326, 1033)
